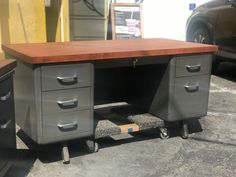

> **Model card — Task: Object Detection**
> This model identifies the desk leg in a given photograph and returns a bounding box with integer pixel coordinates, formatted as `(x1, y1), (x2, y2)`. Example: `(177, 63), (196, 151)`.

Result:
(180, 120), (189, 139)
(62, 143), (70, 164)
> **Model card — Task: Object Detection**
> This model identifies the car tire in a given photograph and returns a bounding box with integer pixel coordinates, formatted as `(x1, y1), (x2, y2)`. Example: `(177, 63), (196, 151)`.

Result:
(190, 28), (212, 44)
(189, 28), (219, 73)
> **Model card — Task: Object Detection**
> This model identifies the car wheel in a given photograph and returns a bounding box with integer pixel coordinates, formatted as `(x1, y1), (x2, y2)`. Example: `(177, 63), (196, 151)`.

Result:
(191, 28), (212, 44)
(190, 28), (219, 73)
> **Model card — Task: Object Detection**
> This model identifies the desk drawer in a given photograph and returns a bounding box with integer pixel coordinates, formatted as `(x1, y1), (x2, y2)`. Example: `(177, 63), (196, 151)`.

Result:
(0, 112), (16, 159)
(175, 54), (211, 77)
(69, 0), (107, 17)
(42, 87), (92, 114)
(0, 75), (16, 172)
(42, 110), (92, 140)
(171, 75), (210, 119)
(42, 63), (92, 91)
(70, 18), (106, 39)
(0, 76), (13, 113)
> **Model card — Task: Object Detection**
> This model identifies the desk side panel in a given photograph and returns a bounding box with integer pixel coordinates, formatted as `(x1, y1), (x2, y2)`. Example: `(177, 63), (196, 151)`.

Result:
(149, 58), (175, 119)
(14, 60), (42, 143)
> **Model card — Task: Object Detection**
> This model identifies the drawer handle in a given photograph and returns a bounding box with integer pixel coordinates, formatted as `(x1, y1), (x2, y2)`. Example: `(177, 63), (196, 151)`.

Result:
(0, 92), (11, 101)
(57, 122), (78, 131)
(186, 64), (201, 72)
(0, 120), (12, 129)
(57, 75), (78, 85)
(57, 99), (78, 108)
(185, 84), (199, 92)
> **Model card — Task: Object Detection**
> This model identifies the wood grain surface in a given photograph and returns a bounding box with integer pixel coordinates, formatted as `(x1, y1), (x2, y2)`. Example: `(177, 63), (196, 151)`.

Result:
(0, 60), (17, 77)
(2, 38), (218, 64)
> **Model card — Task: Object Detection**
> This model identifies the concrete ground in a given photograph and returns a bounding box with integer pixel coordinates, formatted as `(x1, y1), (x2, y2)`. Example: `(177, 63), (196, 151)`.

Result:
(5, 62), (236, 177)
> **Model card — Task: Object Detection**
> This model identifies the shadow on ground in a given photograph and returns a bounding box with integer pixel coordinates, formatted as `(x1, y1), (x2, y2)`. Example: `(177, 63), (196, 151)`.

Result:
(4, 149), (36, 177)
(214, 62), (236, 82)
(9, 118), (203, 166)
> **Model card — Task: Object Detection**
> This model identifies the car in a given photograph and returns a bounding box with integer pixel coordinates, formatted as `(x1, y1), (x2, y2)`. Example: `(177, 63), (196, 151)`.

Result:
(186, 0), (236, 72)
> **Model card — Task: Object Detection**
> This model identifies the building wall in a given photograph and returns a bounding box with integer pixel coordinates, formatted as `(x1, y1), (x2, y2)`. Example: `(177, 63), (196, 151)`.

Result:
(142, 0), (212, 40)
(45, 0), (70, 42)
(0, 0), (47, 60)
(62, 0), (70, 42)
(0, 0), (212, 60)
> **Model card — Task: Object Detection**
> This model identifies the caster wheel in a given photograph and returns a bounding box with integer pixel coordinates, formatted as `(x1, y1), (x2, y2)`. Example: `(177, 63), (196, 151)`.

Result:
(86, 140), (99, 153)
(181, 123), (189, 139)
(160, 128), (170, 139)
(94, 142), (99, 152)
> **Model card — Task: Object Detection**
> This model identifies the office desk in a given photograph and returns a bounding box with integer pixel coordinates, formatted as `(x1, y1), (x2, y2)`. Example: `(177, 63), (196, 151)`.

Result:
(2, 38), (218, 163)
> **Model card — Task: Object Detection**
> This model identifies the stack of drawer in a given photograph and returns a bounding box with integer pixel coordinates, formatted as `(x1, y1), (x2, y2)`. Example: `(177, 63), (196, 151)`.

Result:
(150, 54), (212, 122)
(0, 60), (16, 176)
(40, 63), (94, 143)
(171, 54), (212, 121)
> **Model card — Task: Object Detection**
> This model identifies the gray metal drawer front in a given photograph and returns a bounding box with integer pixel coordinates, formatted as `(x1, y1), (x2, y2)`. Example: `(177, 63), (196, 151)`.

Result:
(70, 18), (106, 38)
(42, 63), (92, 91)
(69, 0), (107, 17)
(42, 110), (92, 139)
(171, 75), (210, 119)
(0, 76), (16, 173)
(71, 37), (105, 41)
(42, 88), (92, 114)
(0, 77), (13, 114)
(175, 54), (211, 77)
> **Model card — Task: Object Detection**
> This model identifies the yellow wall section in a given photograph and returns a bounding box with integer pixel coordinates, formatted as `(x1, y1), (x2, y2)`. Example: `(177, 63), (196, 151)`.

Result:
(62, 0), (70, 42)
(46, 0), (61, 42)
(0, 0), (70, 59)
(0, 27), (2, 59)
(0, 0), (47, 60)
(46, 0), (70, 42)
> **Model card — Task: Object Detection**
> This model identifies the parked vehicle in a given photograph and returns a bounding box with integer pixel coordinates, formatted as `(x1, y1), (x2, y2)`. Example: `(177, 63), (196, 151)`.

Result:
(186, 0), (236, 72)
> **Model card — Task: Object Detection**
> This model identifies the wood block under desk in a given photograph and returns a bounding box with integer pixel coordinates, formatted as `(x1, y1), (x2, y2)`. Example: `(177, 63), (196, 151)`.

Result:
(119, 124), (140, 133)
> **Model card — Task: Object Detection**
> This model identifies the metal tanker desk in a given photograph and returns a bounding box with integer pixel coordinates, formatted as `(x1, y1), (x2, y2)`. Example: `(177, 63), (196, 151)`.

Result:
(2, 38), (218, 163)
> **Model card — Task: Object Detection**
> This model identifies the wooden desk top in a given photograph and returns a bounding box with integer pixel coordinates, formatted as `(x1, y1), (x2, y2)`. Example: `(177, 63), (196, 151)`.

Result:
(0, 60), (17, 77)
(2, 38), (218, 64)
